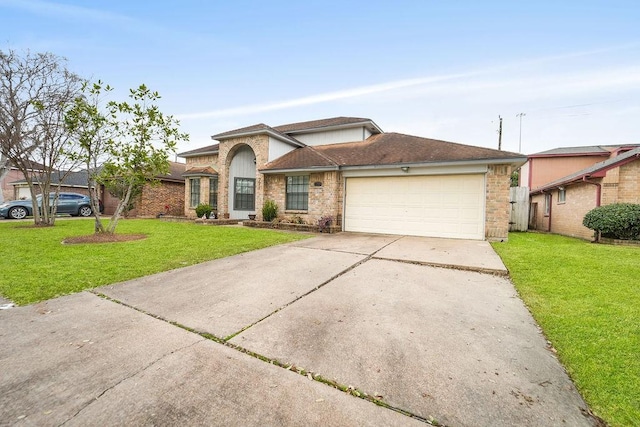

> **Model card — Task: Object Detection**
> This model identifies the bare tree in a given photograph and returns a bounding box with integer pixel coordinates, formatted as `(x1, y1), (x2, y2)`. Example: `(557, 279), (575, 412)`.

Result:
(0, 49), (82, 225)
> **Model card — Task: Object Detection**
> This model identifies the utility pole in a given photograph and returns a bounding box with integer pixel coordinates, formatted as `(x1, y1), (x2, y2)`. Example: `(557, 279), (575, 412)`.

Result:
(516, 112), (526, 153)
(497, 115), (503, 150)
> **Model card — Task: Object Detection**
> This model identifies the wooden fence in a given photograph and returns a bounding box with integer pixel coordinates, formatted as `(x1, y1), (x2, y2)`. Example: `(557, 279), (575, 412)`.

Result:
(509, 187), (529, 231)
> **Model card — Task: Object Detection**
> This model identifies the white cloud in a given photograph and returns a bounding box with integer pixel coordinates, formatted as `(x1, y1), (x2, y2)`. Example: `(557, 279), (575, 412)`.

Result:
(0, 0), (137, 26)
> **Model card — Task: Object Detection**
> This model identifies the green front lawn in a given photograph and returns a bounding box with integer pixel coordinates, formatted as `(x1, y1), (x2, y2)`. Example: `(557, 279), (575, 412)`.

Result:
(492, 233), (639, 427)
(0, 219), (309, 305)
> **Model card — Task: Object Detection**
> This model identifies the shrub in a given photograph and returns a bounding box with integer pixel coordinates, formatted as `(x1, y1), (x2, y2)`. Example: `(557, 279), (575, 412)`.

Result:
(195, 203), (212, 219)
(583, 203), (640, 240)
(262, 200), (278, 222)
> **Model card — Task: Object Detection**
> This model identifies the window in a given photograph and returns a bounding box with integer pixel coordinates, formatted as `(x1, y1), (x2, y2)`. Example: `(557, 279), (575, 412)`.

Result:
(558, 188), (566, 204)
(234, 178), (255, 210)
(544, 193), (551, 216)
(286, 175), (309, 210)
(190, 178), (200, 207)
(209, 177), (218, 209)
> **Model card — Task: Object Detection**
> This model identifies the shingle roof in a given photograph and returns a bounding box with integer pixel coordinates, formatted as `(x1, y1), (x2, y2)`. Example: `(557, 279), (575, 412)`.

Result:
(10, 170), (89, 187)
(273, 116), (380, 134)
(529, 144), (638, 157)
(531, 146), (640, 193)
(157, 161), (187, 182)
(178, 143), (220, 157)
(182, 166), (217, 177)
(212, 123), (272, 139)
(261, 133), (524, 171)
(211, 123), (303, 147)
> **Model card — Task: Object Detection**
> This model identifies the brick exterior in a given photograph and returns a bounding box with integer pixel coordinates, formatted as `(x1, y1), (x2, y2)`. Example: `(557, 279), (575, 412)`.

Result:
(129, 181), (185, 217)
(530, 158), (640, 240)
(485, 164), (512, 241)
(181, 135), (515, 239)
(219, 135), (268, 219)
(263, 171), (344, 225)
(618, 160), (640, 203)
(184, 154), (219, 218)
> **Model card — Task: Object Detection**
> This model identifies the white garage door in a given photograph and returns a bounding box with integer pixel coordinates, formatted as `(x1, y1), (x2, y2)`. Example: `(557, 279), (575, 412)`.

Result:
(344, 175), (485, 239)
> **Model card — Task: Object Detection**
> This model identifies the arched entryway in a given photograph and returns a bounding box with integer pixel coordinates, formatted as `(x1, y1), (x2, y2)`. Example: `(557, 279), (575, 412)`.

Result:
(228, 145), (257, 219)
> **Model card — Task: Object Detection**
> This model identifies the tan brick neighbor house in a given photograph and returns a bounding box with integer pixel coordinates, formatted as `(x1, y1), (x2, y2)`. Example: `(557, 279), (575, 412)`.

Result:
(528, 146), (640, 240)
(179, 117), (525, 241)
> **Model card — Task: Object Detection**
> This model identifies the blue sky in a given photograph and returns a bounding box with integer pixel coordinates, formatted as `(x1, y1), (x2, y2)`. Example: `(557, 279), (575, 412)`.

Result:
(1, 0), (639, 155)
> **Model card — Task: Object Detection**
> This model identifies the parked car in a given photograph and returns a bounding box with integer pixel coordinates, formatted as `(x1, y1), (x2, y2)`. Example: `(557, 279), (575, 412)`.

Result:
(0, 192), (99, 219)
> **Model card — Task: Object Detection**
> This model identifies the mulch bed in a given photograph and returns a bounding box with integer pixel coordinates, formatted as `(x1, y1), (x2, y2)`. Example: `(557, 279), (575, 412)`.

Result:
(62, 234), (147, 244)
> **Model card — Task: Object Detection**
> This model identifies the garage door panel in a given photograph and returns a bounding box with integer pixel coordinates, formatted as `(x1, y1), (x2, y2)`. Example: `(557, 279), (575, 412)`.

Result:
(345, 175), (485, 240)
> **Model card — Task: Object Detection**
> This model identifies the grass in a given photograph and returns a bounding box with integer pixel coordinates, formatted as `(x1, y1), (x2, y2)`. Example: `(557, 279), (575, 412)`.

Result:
(492, 232), (640, 427)
(0, 219), (309, 305)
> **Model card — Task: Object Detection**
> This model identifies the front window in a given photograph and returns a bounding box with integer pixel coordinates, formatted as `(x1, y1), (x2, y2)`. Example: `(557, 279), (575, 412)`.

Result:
(209, 177), (218, 210)
(190, 178), (200, 207)
(544, 193), (551, 216)
(558, 188), (566, 204)
(286, 175), (309, 210)
(234, 178), (255, 210)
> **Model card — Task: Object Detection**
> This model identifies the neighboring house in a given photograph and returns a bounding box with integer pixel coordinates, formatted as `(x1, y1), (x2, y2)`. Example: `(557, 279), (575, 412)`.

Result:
(179, 117), (526, 241)
(0, 160), (46, 201)
(8, 161), (186, 217)
(126, 161), (186, 217)
(528, 146), (640, 239)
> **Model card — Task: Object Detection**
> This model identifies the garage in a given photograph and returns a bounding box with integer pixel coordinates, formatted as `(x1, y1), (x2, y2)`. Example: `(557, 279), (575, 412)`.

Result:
(344, 174), (485, 240)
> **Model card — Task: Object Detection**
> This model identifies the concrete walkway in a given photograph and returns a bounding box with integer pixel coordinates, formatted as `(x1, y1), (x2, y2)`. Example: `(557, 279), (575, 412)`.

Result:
(0, 233), (598, 426)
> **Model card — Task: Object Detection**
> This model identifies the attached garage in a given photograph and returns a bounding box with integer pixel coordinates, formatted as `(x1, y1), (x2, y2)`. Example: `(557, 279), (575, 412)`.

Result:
(344, 174), (486, 240)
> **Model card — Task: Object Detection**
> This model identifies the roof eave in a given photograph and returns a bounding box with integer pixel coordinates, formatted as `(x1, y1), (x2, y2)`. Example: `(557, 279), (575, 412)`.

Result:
(212, 129), (304, 147)
(284, 120), (383, 136)
(260, 166), (339, 174)
(178, 149), (219, 158)
(340, 156), (527, 171)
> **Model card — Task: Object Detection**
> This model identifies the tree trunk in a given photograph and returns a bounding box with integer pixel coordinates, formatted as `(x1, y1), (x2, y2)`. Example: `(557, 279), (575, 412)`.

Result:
(0, 156), (8, 204)
(106, 181), (134, 234)
(89, 180), (104, 233)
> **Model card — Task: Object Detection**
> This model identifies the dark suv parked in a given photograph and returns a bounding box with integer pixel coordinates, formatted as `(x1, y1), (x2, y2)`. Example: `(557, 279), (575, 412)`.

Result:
(0, 192), (96, 219)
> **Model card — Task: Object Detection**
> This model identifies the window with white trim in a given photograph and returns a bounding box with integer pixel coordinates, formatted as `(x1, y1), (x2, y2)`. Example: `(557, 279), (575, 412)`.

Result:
(558, 188), (566, 204)
(286, 175), (309, 210)
(190, 178), (200, 207)
(234, 178), (255, 210)
(544, 193), (551, 216)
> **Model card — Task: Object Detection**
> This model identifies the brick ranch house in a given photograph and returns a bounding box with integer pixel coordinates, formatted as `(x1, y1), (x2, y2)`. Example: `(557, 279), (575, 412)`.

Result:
(178, 117), (526, 240)
(527, 145), (640, 240)
(8, 161), (186, 217)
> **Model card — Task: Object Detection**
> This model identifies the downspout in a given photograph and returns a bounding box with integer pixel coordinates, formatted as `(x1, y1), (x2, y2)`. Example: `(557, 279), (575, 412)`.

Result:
(582, 177), (602, 207)
(582, 176), (602, 241)
(547, 192), (552, 232)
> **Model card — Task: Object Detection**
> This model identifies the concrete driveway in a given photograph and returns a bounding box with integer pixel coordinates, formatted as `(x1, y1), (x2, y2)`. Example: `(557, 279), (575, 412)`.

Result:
(0, 233), (599, 426)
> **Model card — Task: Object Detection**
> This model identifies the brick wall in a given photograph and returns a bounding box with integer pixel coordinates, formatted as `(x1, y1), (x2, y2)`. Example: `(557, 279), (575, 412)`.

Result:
(130, 181), (185, 217)
(183, 154), (219, 217)
(618, 160), (640, 203)
(549, 183), (598, 240)
(217, 135), (269, 219)
(485, 164), (512, 241)
(264, 171), (344, 225)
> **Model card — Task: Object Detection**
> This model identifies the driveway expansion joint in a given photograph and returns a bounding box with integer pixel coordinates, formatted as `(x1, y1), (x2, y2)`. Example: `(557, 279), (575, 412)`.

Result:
(59, 336), (203, 426)
(90, 278), (441, 425)
(372, 256), (510, 277)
